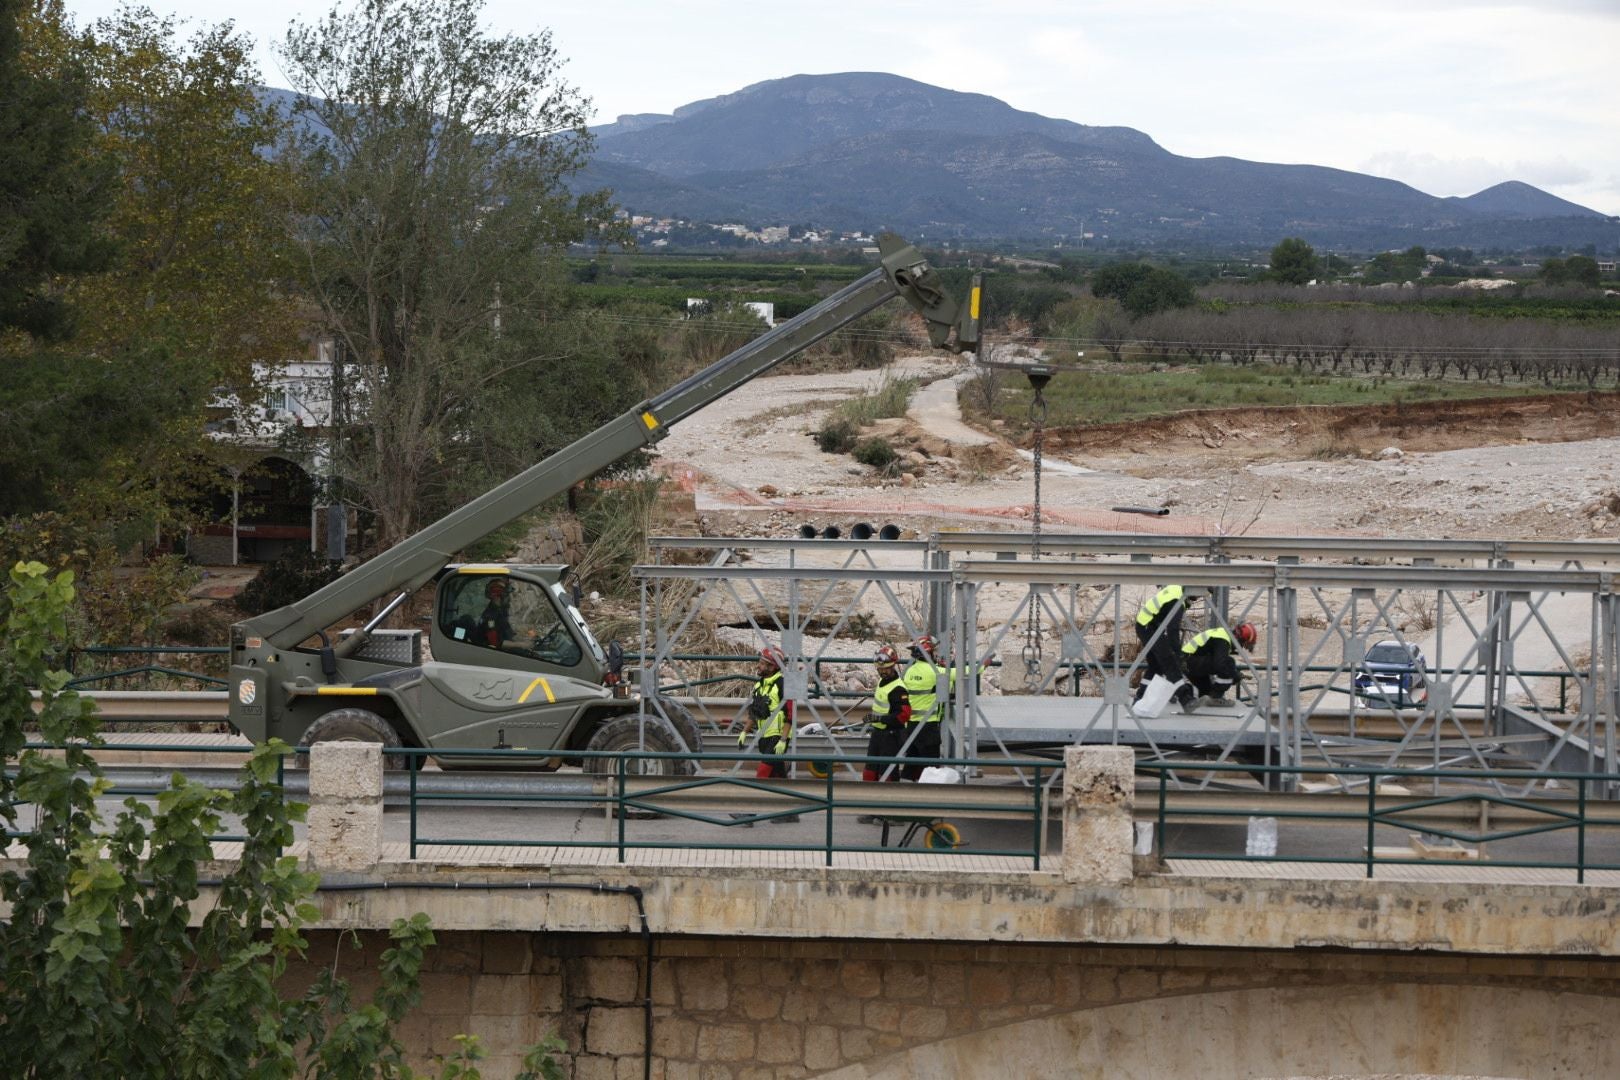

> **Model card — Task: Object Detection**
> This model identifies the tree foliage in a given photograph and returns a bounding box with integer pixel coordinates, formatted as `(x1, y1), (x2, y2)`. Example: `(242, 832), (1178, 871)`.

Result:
(1362, 246), (1428, 285)
(0, 560), (564, 1077)
(1267, 237), (1320, 285)
(1542, 256), (1602, 288)
(280, 0), (619, 552)
(1090, 262), (1197, 319)
(0, 0), (111, 341)
(0, 3), (301, 535)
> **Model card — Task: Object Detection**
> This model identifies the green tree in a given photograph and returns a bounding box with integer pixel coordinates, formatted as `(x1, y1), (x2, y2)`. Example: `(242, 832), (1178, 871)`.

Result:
(281, 0), (619, 552)
(0, 0), (112, 341)
(1092, 262), (1196, 319)
(0, 4), (301, 534)
(1267, 237), (1320, 285)
(1089, 262), (1156, 303)
(1555, 255), (1602, 288)
(0, 560), (564, 1077)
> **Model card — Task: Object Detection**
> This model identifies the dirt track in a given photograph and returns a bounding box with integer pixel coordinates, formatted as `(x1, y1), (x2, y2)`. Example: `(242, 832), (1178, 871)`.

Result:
(653, 358), (1620, 543)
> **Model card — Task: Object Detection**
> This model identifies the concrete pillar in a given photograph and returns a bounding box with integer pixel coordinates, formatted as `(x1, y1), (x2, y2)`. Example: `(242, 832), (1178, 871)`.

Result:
(307, 742), (383, 871)
(1061, 746), (1134, 884)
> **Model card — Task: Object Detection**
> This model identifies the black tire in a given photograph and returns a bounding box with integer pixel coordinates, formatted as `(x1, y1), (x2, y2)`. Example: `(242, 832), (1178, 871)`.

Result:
(584, 714), (697, 778)
(654, 698), (706, 760)
(293, 708), (409, 771)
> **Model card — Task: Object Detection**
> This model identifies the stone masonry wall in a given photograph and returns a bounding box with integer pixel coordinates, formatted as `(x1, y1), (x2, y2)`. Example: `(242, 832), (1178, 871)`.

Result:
(285, 930), (1620, 1079)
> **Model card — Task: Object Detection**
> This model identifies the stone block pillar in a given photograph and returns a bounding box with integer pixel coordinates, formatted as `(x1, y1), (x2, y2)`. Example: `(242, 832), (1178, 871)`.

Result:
(1061, 746), (1134, 884)
(307, 742), (383, 871)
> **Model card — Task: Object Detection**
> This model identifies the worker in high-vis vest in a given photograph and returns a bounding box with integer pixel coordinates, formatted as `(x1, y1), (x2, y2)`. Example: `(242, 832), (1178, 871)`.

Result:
(1134, 584), (1196, 711)
(1182, 622), (1257, 704)
(738, 647), (793, 780)
(863, 644), (911, 782)
(898, 634), (958, 780)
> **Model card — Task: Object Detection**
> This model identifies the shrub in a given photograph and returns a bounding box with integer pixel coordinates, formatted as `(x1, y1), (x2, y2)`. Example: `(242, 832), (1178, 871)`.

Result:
(235, 546), (343, 616)
(853, 437), (898, 473)
(834, 374), (917, 427)
(816, 417), (859, 454)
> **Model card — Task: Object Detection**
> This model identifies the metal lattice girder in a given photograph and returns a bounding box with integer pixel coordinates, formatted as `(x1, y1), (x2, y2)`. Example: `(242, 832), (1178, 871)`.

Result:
(628, 536), (1620, 796)
(932, 532), (1620, 569)
(633, 555), (954, 780)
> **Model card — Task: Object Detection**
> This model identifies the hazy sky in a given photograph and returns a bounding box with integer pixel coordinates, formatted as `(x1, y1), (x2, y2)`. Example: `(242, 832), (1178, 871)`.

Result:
(62, 0), (1620, 215)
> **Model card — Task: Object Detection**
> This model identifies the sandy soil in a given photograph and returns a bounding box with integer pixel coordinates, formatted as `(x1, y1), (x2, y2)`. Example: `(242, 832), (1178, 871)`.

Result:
(654, 356), (1620, 544)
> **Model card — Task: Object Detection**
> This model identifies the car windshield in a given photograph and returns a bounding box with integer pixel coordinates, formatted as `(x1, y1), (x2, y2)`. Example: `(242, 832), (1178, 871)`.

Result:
(1366, 644), (1415, 665)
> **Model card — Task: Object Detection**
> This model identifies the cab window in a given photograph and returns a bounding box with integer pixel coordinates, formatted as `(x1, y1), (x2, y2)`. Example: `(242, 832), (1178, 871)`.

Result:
(439, 575), (582, 666)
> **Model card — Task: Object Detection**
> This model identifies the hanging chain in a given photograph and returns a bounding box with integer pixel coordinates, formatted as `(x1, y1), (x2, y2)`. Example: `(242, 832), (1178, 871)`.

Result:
(1022, 380), (1049, 689)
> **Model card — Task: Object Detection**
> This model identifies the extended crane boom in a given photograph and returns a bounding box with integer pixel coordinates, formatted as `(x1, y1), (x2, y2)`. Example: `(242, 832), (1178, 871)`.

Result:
(228, 234), (978, 766)
(235, 234), (978, 653)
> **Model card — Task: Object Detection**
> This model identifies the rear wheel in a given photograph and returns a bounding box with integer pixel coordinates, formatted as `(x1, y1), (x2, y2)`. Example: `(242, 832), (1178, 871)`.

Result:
(924, 821), (962, 850)
(293, 708), (410, 771)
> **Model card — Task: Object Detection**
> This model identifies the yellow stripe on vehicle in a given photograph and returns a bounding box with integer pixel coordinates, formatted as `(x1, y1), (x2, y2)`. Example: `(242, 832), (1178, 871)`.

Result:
(641, 411), (659, 430)
(518, 677), (555, 704)
(457, 565), (510, 574)
(970, 285), (981, 320)
(316, 687), (379, 696)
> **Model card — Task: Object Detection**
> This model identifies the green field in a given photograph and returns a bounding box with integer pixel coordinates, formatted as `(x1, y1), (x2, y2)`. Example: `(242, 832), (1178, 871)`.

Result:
(970, 362), (1580, 432)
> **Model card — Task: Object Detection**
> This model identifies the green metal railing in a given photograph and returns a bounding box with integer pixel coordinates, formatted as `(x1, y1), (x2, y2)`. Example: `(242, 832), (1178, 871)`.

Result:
(399, 748), (1049, 869)
(1142, 760), (1620, 883)
(66, 645), (230, 690)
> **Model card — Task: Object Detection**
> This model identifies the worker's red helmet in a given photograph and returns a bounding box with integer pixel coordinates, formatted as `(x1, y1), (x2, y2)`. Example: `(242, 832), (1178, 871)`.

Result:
(874, 644), (900, 668)
(485, 578), (509, 599)
(1235, 622), (1257, 649)
(910, 634), (937, 660)
(758, 646), (787, 671)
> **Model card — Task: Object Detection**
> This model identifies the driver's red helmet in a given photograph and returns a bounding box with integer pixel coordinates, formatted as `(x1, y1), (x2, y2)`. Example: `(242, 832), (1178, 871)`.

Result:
(484, 578), (509, 600)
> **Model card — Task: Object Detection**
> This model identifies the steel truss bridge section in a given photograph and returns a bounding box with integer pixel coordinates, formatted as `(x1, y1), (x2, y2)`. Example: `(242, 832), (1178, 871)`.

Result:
(929, 531), (1620, 570)
(637, 539), (944, 781)
(636, 534), (1620, 797)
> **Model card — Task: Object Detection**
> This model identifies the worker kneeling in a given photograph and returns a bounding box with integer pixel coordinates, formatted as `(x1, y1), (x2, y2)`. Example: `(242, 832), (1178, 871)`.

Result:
(1182, 623), (1257, 705)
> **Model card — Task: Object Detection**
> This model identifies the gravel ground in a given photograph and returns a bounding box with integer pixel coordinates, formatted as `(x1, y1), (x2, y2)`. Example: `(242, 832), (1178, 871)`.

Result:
(655, 356), (1620, 544)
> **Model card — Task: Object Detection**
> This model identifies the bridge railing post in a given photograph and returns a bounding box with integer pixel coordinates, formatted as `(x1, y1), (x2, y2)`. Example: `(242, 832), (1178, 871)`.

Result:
(306, 742), (384, 872)
(1061, 746), (1134, 884)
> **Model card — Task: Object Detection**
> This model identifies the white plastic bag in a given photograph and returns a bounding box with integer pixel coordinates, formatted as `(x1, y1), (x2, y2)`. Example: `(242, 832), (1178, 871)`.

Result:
(1132, 674), (1184, 719)
(917, 766), (963, 784)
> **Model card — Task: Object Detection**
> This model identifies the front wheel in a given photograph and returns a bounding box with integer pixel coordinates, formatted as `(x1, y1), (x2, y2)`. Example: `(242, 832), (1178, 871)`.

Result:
(584, 715), (697, 778)
(652, 698), (706, 760)
(293, 708), (412, 771)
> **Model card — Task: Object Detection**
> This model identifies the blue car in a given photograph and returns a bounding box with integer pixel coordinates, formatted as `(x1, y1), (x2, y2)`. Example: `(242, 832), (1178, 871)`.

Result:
(1353, 640), (1429, 708)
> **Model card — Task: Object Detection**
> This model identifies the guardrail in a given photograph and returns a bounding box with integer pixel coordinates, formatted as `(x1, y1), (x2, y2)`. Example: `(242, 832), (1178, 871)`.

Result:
(1142, 760), (1620, 883)
(6, 741), (259, 846)
(398, 748), (1050, 868)
(52, 642), (1596, 719)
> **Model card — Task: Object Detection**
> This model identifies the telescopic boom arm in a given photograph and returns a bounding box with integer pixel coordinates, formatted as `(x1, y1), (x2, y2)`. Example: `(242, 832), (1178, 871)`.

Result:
(237, 235), (979, 652)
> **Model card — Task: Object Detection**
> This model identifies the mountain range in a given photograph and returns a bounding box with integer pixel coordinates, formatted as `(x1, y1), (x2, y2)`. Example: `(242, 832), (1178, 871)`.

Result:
(579, 72), (1614, 251)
